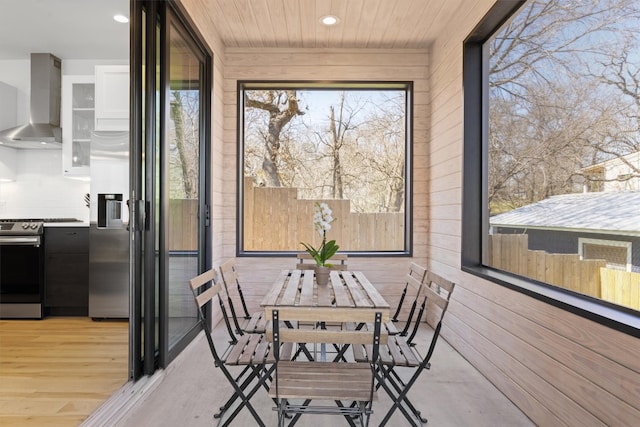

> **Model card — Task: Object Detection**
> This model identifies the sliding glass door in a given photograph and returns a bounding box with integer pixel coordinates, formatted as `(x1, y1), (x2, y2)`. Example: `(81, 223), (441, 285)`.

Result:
(131, 0), (211, 378)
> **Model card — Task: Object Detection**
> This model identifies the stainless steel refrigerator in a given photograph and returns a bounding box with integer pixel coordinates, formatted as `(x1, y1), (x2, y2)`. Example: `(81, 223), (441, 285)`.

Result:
(89, 131), (129, 318)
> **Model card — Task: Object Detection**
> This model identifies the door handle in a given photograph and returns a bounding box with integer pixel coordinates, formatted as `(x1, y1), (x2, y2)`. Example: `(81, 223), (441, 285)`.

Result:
(130, 199), (149, 232)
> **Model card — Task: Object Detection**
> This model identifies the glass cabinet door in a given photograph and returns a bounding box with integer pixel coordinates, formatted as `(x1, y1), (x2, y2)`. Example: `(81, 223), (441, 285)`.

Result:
(62, 75), (94, 178)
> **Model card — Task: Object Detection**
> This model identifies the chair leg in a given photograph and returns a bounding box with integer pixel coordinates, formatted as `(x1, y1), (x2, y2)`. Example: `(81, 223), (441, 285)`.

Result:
(215, 365), (267, 427)
(287, 399), (311, 426)
(378, 365), (424, 422)
(376, 364), (428, 427)
(400, 299), (419, 336)
(217, 364), (268, 416)
(218, 299), (239, 343)
(392, 283), (409, 322)
(226, 296), (245, 334)
(218, 364), (274, 427)
(405, 298), (426, 345)
(236, 283), (251, 318)
(277, 398), (287, 427)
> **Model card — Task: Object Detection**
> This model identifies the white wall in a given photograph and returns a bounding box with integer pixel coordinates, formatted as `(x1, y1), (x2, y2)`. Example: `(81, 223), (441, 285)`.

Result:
(0, 150), (89, 220)
(0, 59), (29, 125)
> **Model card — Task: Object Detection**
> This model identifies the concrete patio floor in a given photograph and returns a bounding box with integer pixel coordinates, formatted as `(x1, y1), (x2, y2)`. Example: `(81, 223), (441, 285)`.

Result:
(111, 322), (534, 427)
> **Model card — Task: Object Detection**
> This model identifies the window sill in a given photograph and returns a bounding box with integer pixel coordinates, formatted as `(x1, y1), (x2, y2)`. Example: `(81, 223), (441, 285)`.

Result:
(462, 265), (640, 338)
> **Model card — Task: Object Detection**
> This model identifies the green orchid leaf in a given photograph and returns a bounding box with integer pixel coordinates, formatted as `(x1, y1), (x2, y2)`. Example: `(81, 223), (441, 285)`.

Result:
(302, 239), (339, 267)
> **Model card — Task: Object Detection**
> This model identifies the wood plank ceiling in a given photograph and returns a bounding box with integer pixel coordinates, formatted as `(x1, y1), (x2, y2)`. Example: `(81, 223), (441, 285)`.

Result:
(205, 0), (466, 49)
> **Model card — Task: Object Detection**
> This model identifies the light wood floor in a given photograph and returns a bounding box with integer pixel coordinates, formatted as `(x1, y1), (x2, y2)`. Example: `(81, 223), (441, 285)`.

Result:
(0, 317), (128, 427)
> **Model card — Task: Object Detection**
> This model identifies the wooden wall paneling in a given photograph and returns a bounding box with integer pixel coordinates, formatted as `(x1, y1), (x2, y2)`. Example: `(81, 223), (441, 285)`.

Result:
(226, 66), (427, 81)
(446, 304), (605, 425)
(457, 272), (640, 372)
(455, 286), (640, 411)
(226, 49), (430, 65)
(452, 288), (640, 425)
(441, 321), (565, 425)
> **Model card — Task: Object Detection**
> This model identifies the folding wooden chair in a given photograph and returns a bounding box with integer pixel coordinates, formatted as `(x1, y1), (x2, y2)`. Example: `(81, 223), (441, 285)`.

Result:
(390, 262), (428, 325)
(219, 259), (268, 334)
(189, 268), (291, 427)
(295, 252), (349, 270)
(345, 262), (427, 339)
(267, 307), (385, 427)
(353, 271), (455, 426)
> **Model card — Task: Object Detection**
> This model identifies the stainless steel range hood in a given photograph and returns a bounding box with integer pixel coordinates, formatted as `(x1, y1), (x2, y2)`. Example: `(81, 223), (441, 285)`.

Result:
(0, 53), (62, 149)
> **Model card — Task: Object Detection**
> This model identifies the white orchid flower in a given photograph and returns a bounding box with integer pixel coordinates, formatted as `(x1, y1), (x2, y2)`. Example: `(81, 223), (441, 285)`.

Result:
(302, 202), (339, 267)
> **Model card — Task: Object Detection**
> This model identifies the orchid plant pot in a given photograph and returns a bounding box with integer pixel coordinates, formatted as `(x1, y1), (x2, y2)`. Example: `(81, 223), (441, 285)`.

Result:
(315, 265), (331, 286)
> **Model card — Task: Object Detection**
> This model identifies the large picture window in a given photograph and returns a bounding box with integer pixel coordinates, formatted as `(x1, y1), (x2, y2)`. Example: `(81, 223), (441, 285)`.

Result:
(238, 82), (412, 255)
(464, 0), (640, 332)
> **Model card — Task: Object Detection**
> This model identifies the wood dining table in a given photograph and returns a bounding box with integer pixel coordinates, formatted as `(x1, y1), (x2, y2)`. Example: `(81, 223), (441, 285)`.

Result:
(261, 269), (390, 361)
(261, 269), (390, 314)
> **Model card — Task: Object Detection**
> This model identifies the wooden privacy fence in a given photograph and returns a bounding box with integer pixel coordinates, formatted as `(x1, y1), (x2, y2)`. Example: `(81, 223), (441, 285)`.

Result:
(600, 268), (640, 310)
(243, 177), (404, 251)
(490, 234), (639, 310)
(168, 199), (198, 251)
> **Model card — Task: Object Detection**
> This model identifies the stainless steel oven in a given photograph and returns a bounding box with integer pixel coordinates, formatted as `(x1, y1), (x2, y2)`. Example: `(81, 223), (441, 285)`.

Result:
(0, 220), (45, 319)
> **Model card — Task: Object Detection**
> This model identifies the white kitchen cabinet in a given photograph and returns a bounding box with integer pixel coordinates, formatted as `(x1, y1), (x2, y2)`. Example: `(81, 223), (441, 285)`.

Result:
(0, 81), (17, 131)
(62, 75), (94, 178)
(94, 65), (129, 131)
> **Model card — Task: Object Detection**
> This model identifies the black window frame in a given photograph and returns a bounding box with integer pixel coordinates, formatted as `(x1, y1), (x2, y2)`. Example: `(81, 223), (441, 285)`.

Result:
(461, 0), (640, 337)
(236, 80), (414, 257)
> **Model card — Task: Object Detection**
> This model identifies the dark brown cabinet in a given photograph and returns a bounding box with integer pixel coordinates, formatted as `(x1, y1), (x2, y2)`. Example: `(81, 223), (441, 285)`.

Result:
(44, 227), (89, 316)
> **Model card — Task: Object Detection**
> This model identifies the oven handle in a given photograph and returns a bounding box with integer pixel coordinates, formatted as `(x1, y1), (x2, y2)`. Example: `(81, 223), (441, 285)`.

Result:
(0, 236), (42, 246)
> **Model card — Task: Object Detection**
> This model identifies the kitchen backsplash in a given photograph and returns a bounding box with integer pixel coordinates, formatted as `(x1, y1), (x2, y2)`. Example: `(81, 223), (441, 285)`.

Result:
(0, 149), (89, 221)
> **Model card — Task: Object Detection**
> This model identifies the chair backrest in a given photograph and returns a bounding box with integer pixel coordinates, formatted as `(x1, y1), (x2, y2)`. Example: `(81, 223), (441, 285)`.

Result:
(422, 271), (455, 329)
(295, 252), (349, 270)
(401, 269), (455, 345)
(189, 269), (223, 322)
(188, 269), (230, 361)
(407, 262), (427, 291)
(219, 259), (239, 286)
(392, 262), (427, 330)
(266, 307), (387, 355)
(219, 258), (252, 322)
(418, 271), (455, 367)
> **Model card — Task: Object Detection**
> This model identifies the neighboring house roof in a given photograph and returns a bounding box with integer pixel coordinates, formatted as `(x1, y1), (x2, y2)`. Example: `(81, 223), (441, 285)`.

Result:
(580, 151), (640, 172)
(490, 191), (640, 235)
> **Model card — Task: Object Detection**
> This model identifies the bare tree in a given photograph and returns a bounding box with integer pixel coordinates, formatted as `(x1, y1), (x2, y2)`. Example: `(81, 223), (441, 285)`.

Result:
(243, 88), (407, 214)
(328, 105), (345, 198)
(360, 93), (406, 212)
(245, 90), (305, 187)
(488, 0), (640, 212)
(170, 90), (199, 199)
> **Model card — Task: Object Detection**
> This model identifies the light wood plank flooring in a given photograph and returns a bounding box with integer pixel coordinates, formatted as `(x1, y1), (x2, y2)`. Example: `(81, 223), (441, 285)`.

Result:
(0, 317), (128, 427)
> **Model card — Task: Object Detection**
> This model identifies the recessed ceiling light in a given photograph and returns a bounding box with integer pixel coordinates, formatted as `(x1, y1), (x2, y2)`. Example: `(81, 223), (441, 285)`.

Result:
(320, 15), (339, 26)
(113, 14), (129, 24)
